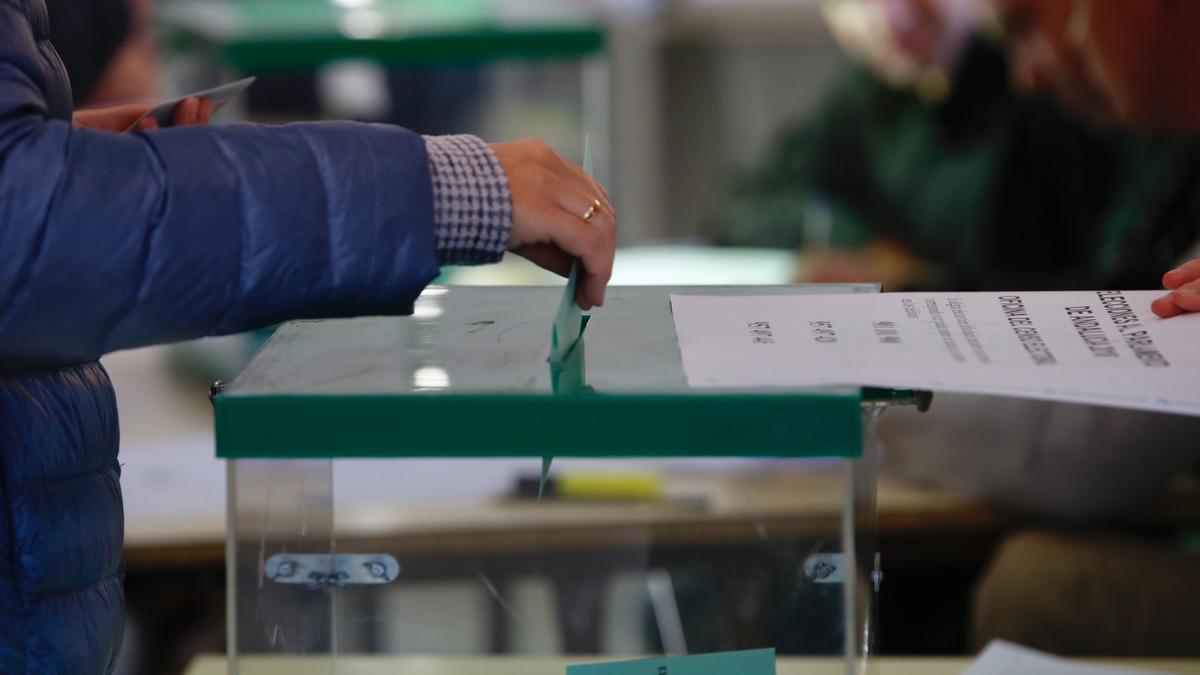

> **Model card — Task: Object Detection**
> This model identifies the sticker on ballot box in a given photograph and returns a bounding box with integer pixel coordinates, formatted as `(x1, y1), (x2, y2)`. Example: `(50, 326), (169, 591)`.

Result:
(567, 649), (776, 675)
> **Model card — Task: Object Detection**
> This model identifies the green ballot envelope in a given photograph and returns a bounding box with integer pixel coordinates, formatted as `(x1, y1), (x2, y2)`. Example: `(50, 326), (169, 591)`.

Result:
(551, 264), (584, 361)
(567, 649), (777, 675)
(214, 285), (923, 675)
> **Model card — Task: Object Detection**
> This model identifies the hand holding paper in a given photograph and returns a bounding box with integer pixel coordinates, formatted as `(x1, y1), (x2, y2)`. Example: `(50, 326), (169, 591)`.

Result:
(121, 76), (257, 133)
(74, 97), (212, 133)
(1153, 259), (1200, 318)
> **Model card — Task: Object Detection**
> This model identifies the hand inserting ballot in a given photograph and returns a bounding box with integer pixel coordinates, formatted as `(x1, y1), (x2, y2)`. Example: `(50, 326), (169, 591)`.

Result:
(491, 139), (616, 310)
(1152, 259), (1200, 319)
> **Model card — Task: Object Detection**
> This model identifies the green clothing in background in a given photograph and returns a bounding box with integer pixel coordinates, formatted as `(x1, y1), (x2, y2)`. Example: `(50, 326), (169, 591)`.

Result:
(718, 38), (1200, 291)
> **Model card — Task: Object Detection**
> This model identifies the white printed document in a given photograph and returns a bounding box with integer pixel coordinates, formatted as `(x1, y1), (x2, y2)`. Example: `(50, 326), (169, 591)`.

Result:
(963, 641), (1170, 675)
(670, 291), (1200, 416)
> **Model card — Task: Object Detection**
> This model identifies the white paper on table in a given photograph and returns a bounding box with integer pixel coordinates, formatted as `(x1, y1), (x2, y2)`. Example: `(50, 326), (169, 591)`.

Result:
(670, 291), (1200, 416)
(963, 641), (1171, 675)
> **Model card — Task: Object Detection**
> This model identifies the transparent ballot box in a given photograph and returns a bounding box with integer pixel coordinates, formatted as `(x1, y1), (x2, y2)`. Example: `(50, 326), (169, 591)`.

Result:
(215, 286), (923, 675)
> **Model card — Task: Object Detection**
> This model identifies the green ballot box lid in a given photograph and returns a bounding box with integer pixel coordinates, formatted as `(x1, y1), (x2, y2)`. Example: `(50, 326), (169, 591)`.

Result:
(214, 285), (915, 460)
(159, 0), (605, 73)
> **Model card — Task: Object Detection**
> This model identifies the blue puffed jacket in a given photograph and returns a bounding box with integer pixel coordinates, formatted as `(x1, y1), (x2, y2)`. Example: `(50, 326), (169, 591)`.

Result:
(0, 0), (444, 671)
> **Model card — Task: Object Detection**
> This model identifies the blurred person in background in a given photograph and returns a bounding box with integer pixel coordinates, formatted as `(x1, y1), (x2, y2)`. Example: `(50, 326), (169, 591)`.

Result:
(717, 0), (1200, 515)
(902, 0), (1200, 656)
(964, 0), (1200, 657)
(717, 0), (1200, 657)
(46, 0), (158, 106)
(1067, 0), (1200, 319)
(1070, 0), (1200, 133)
(719, 0), (1199, 294)
(0, 1), (616, 674)
(874, 0), (1200, 516)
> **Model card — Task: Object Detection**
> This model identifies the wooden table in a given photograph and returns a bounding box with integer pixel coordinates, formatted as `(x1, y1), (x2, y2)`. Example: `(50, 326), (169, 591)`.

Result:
(124, 466), (990, 566)
(184, 654), (1200, 675)
(126, 463), (1200, 567)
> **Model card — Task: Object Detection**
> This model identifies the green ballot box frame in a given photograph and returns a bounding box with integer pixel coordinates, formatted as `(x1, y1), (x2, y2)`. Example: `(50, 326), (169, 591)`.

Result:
(217, 285), (921, 675)
(215, 286), (913, 460)
(158, 0), (605, 73)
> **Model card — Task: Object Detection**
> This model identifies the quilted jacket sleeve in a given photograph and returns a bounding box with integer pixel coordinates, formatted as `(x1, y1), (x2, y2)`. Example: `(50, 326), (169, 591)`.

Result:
(0, 1), (443, 367)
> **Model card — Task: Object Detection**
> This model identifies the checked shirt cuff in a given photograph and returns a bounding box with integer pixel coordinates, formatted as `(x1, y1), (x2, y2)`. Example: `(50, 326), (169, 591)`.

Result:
(424, 134), (513, 265)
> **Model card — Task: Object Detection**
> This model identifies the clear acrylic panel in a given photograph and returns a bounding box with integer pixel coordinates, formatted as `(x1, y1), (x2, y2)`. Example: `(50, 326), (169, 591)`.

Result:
(228, 459), (335, 675)
(227, 412), (886, 675)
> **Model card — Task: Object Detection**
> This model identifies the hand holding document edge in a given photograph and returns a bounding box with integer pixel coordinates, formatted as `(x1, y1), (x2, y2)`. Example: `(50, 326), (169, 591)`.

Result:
(123, 76), (257, 133)
(1154, 258), (1200, 318)
(671, 290), (1200, 417)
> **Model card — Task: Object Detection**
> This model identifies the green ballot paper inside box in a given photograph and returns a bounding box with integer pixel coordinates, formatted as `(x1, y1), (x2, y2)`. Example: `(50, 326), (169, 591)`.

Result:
(567, 649), (777, 675)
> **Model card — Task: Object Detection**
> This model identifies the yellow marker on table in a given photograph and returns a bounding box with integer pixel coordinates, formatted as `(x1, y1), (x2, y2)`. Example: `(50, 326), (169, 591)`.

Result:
(558, 473), (663, 502)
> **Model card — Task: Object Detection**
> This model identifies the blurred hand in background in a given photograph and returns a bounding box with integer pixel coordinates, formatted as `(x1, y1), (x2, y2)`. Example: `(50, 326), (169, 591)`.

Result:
(73, 97), (213, 132)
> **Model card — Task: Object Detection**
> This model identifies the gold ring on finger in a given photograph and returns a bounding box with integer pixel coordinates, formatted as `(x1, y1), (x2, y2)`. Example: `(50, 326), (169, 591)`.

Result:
(581, 199), (602, 223)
